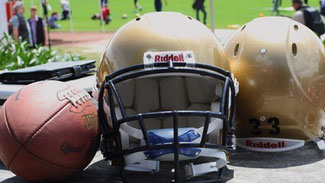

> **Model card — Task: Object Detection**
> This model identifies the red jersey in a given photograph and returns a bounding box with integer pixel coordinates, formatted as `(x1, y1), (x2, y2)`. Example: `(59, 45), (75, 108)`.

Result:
(101, 7), (110, 19)
(6, 1), (16, 22)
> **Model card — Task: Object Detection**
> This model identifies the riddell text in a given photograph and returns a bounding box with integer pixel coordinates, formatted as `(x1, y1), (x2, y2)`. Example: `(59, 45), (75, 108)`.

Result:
(155, 54), (185, 62)
(246, 140), (285, 148)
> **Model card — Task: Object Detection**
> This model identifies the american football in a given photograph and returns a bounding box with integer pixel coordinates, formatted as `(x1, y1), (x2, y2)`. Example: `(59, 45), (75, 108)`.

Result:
(0, 81), (99, 182)
(0, 0), (325, 183)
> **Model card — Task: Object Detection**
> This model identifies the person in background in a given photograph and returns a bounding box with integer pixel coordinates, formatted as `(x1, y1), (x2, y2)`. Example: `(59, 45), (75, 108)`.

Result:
(92, 4), (111, 24)
(61, 0), (70, 20)
(101, 0), (107, 7)
(155, 0), (167, 12)
(41, 0), (49, 16)
(292, 0), (305, 24)
(9, 1), (32, 44)
(193, 0), (206, 25)
(101, 4), (111, 24)
(134, 0), (142, 12)
(320, 0), (325, 16)
(292, 0), (325, 36)
(48, 12), (61, 29)
(272, 0), (282, 16)
(28, 6), (47, 47)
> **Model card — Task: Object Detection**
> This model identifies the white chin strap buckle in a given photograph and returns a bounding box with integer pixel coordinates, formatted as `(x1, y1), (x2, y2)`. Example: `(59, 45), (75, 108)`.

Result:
(184, 149), (227, 179)
(185, 162), (219, 179)
(124, 152), (160, 172)
(125, 159), (160, 172)
(316, 139), (325, 150)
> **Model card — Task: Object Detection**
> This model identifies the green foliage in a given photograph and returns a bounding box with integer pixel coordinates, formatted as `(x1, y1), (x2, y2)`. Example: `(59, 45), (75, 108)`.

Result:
(0, 34), (85, 71)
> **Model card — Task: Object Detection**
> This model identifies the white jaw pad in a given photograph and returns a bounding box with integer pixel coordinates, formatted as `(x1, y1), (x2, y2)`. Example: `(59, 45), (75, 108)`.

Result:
(186, 103), (210, 128)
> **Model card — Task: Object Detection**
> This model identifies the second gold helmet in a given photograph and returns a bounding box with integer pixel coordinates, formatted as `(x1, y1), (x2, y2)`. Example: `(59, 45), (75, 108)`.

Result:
(224, 17), (325, 152)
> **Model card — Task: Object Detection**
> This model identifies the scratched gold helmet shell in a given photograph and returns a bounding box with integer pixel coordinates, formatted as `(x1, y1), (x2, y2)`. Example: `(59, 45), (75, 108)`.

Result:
(224, 17), (325, 152)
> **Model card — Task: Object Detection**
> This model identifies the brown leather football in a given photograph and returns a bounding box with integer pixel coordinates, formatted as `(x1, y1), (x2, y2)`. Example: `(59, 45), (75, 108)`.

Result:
(0, 81), (99, 182)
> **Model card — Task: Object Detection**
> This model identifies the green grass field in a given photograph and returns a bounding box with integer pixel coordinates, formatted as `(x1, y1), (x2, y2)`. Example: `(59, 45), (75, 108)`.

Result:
(22, 0), (321, 32)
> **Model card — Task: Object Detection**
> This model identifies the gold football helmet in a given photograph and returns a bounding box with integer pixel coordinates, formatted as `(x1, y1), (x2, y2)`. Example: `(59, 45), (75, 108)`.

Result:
(224, 17), (325, 152)
(94, 12), (238, 182)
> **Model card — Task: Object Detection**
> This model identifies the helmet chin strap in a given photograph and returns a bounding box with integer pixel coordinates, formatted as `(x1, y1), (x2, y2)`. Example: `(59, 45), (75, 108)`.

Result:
(184, 149), (227, 179)
(120, 117), (226, 178)
(124, 147), (227, 179)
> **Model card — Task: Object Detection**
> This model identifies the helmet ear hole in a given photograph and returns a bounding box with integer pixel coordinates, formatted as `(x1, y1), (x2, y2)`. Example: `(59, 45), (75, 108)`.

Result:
(136, 17), (141, 21)
(234, 44), (240, 57)
(294, 25), (299, 31)
(292, 43), (297, 57)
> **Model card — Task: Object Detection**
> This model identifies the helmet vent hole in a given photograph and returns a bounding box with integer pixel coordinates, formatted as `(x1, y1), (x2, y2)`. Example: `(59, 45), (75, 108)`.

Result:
(292, 43), (297, 56)
(136, 17), (141, 21)
(241, 25), (246, 31)
(188, 16), (192, 20)
(294, 25), (299, 31)
(260, 48), (267, 55)
(234, 44), (240, 57)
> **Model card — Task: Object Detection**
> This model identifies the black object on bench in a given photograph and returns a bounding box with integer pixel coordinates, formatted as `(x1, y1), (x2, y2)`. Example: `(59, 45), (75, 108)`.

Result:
(0, 60), (96, 84)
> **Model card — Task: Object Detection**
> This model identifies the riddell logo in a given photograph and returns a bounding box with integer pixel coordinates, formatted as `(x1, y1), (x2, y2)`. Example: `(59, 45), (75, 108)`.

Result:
(155, 53), (185, 62)
(246, 140), (285, 148)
